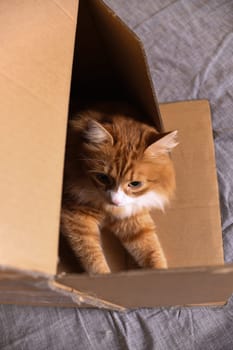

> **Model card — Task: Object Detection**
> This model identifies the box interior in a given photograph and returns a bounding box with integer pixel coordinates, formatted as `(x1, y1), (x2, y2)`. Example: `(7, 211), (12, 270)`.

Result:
(58, 0), (224, 276)
(58, 0), (164, 274)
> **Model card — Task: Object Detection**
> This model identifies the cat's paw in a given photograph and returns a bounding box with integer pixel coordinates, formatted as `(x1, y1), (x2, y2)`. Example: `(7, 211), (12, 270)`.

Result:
(154, 258), (168, 269)
(88, 262), (111, 275)
(148, 254), (168, 269)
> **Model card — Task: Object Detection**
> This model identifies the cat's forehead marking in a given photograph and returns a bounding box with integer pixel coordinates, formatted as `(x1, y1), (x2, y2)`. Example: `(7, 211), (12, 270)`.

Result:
(112, 149), (139, 179)
(94, 127), (149, 182)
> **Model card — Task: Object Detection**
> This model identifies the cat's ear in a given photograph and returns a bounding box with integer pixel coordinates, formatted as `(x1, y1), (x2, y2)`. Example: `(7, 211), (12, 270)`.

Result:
(145, 131), (178, 156)
(84, 120), (113, 145)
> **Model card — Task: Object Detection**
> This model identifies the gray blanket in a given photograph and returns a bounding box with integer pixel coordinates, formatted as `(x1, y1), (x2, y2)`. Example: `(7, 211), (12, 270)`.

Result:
(1, 1), (233, 349)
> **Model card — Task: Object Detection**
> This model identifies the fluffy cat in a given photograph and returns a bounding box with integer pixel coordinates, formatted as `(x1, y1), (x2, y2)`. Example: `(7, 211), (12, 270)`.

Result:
(61, 104), (178, 274)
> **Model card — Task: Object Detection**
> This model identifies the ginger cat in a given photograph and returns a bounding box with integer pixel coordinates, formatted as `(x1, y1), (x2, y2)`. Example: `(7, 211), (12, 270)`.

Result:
(61, 103), (178, 274)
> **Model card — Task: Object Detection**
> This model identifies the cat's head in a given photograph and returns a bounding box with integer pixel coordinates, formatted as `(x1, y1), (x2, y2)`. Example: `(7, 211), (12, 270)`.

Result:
(69, 114), (178, 217)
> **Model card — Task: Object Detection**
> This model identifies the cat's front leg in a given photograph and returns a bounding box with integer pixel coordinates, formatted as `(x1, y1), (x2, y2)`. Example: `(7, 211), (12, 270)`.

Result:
(61, 208), (110, 274)
(115, 212), (167, 269)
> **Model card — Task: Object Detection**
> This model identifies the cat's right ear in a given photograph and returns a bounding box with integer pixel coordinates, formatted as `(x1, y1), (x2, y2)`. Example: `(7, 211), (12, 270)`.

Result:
(70, 119), (113, 145)
(86, 120), (113, 145)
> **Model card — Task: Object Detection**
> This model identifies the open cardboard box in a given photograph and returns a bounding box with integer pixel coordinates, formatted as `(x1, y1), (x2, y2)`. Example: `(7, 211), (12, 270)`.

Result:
(1, 0), (233, 310)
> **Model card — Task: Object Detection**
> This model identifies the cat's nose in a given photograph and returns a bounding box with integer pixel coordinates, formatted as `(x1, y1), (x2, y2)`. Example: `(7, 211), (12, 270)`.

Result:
(109, 189), (125, 206)
(110, 197), (121, 206)
(110, 193), (121, 206)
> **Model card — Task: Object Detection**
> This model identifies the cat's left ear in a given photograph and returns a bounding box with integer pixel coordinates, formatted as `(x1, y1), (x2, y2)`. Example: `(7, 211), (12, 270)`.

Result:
(145, 131), (178, 156)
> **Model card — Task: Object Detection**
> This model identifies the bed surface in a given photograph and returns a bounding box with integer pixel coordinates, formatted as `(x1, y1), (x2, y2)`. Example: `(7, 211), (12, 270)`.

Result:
(1, 1), (233, 349)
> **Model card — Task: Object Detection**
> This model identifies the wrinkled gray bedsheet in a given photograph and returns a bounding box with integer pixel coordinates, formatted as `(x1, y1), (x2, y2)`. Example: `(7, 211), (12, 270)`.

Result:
(1, 1), (233, 349)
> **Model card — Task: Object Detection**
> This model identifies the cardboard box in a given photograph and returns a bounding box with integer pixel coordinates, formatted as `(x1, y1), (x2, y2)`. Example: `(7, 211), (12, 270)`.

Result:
(0, 0), (233, 310)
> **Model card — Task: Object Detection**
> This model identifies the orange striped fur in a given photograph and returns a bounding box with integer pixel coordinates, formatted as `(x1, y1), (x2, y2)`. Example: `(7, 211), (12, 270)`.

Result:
(61, 104), (177, 274)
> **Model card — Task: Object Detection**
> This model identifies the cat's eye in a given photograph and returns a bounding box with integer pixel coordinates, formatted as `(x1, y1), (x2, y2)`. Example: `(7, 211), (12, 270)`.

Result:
(128, 181), (142, 188)
(95, 173), (111, 185)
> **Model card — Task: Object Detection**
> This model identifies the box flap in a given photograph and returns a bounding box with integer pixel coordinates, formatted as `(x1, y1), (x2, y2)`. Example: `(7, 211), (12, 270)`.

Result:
(0, 0), (78, 274)
(57, 265), (233, 308)
(71, 0), (162, 130)
(154, 100), (224, 267)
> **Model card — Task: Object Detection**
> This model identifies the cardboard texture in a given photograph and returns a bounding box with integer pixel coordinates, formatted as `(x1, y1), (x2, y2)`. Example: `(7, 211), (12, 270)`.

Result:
(0, 0), (232, 309)
(155, 101), (224, 268)
(57, 265), (233, 309)
(0, 0), (78, 274)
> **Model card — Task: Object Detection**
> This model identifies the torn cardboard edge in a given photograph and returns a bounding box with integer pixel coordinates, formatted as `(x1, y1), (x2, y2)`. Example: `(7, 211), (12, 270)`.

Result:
(0, 266), (122, 310)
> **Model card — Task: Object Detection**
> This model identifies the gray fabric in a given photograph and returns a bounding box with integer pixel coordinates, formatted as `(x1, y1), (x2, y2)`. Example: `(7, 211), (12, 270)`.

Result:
(1, 0), (233, 349)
